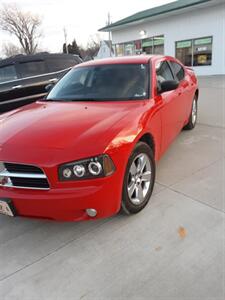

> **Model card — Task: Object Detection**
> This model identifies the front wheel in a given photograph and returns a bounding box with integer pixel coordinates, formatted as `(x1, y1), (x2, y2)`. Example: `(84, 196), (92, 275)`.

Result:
(183, 96), (198, 130)
(121, 142), (155, 215)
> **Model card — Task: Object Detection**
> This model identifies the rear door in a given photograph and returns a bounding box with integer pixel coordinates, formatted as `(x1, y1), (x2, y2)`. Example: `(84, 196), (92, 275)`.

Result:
(169, 60), (192, 124)
(0, 63), (25, 113)
(46, 55), (80, 73)
(155, 59), (184, 152)
(16, 59), (50, 99)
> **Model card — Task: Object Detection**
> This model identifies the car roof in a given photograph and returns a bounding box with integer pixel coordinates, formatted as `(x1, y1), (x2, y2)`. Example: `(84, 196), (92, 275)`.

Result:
(77, 55), (165, 67)
(0, 53), (81, 67)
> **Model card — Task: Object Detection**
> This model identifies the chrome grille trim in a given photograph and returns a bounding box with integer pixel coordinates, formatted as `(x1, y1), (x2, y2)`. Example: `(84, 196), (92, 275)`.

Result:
(0, 170), (47, 179)
(0, 162), (50, 190)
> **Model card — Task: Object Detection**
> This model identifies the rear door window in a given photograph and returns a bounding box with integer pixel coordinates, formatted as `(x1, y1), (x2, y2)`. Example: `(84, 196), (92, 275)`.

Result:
(19, 60), (47, 78)
(0, 65), (18, 83)
(47, 57), (79, 73)
(170, 61), (185, 81)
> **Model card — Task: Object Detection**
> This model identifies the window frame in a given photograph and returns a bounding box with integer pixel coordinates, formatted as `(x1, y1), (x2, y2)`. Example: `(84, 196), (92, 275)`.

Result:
(169, 60), (185, 82)
(175, 36), (213, 67)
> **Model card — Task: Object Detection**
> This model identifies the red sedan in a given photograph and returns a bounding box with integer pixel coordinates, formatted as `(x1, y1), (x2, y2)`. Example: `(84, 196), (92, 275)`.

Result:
(0, 55), (198, 221)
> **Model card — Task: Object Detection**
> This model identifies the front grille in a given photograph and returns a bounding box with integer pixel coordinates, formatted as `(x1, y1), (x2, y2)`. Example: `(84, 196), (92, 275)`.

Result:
(4, 163), (43, 174)
(0, 162), (50, 190)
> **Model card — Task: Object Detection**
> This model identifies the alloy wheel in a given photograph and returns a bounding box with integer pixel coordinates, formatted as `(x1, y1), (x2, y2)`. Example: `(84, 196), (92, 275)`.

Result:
(192, 99), (197, 125)
(127, 153), (152, 205)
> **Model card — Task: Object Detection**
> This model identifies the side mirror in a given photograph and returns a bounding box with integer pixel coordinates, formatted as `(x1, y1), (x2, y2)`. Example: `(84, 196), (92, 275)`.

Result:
(45, 83), (54, 92)
(159, 80), (179, 93)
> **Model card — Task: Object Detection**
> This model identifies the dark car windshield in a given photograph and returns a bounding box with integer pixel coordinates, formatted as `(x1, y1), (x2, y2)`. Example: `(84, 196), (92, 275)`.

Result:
(47, 63), (149, 101)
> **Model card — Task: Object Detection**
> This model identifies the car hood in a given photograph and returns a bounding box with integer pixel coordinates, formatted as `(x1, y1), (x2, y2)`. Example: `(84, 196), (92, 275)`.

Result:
(0, 100), (146, 165)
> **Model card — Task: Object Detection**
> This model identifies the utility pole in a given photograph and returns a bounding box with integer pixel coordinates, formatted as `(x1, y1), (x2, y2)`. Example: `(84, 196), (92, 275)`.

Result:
(107, 12), (112, 57)
(63, 27), (68, 54)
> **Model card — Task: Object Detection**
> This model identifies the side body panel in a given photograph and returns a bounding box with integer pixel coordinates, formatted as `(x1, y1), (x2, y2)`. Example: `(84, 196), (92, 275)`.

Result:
(151, 56), (198, 158)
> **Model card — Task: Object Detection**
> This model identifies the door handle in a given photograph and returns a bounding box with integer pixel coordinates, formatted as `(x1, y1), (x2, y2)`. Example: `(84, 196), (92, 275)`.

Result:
(12, 85), (23, 90)
(49, 78), (58, 83)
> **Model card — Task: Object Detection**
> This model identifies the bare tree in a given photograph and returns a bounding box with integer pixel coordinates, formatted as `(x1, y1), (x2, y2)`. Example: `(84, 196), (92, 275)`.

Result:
(0, 4), (42, 55)
(2, 42), (22, 57)
(87, 34), (101, 50)
(79, 34), (101, 60)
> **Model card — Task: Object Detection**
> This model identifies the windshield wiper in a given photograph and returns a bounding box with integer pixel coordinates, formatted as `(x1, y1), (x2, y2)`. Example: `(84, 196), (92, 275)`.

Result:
(43, 98), (71, 102)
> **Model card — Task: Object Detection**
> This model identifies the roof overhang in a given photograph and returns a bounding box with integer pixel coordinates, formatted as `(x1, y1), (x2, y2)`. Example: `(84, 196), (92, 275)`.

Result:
(99, 0), (223, 32)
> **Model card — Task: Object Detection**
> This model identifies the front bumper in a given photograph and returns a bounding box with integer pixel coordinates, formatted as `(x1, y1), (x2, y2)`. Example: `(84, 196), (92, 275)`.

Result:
(0, 174), (122, 221)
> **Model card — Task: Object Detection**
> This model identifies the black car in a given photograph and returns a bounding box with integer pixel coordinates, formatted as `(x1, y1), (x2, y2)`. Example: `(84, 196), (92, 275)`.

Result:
(0, 53), (82, 113)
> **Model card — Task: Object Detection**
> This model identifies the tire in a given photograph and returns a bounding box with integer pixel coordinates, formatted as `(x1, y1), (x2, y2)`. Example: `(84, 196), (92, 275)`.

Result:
(121, 142), (155, 215)
(183, 96), (198, 130)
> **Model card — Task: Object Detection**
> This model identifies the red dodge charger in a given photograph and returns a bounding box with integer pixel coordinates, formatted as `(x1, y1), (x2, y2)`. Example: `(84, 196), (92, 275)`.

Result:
(0, 55), (198, 221)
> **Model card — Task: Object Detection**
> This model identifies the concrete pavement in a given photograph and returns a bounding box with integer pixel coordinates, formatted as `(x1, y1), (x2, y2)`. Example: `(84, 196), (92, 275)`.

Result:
(197, 75), (225, 128)
(0, 76), (224, 300)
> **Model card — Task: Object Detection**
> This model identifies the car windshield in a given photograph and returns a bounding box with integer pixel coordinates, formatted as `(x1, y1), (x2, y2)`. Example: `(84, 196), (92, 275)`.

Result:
(47, 63), (149, 101)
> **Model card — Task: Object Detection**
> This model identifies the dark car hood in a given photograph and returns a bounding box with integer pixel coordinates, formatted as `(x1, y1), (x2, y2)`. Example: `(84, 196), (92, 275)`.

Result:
(0, 100), (145, 165)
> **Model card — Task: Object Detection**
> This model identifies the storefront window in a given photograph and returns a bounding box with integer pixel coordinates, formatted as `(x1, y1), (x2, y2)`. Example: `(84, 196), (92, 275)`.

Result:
(175, 36), (212, 67)
(142, 35), (164, 54)
(134, 40), (142, 54)
(115, 44), (124, 56)
(153, 35), (164, 55)
(175, 40), (192, 66)
(142, 38), (153, 54)
(114, 34), (164, 57)
(193, 37), (212, 66)
(124, 42), (134, 55)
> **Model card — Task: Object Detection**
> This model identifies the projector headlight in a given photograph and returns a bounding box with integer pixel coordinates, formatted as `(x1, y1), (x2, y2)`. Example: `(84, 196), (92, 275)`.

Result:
(58, 154), (115, 181)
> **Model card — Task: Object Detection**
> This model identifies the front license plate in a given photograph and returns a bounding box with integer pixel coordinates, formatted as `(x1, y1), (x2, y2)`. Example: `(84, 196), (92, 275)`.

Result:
(0, 199), (16, 217)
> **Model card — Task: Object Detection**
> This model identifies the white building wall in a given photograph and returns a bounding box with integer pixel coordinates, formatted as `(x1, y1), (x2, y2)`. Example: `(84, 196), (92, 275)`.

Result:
(111, 3), (225, 75)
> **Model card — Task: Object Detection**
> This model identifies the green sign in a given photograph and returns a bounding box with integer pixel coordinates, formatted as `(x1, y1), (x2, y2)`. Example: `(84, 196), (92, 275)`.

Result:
(176, 40), (192, 48)
(194, 37), (212, 45)
(142, 38), (153, 47)
(153, 38), (164, 46)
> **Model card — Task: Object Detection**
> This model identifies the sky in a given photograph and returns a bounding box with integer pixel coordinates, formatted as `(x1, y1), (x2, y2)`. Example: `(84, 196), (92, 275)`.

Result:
(0, 0), (172, 55)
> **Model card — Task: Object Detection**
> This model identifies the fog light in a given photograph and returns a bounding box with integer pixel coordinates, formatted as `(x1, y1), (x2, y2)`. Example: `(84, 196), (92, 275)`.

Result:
(88, 161), (102, 175)
(62, 168), (72, 179)
(73, 165), (85, 177)
(0, 175), (12, 187)
(86, 208), (97, 217)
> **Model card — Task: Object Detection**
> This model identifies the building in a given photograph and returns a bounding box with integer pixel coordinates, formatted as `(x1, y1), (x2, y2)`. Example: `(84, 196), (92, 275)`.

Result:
(96, 40), (115, 59)
(99, 0), (225, 76)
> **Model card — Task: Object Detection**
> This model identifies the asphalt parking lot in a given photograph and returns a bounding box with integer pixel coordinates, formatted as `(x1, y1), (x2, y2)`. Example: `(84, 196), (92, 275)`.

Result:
(0, 76), (224, 300)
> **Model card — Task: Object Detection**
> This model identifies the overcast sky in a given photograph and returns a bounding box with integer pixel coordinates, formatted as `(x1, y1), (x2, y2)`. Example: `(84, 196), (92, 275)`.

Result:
(0, 0), (172, 55)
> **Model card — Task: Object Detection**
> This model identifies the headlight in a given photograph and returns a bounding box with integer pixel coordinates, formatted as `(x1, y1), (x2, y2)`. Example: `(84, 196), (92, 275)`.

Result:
(58, 154), (115, 181)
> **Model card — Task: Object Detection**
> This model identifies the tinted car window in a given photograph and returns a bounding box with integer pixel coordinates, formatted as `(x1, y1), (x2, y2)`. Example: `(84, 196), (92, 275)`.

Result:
(47, 64), (149, 101)
(170, 61), (185, 81)
(156, 61), (174, 83)
(0, 65), (17, 83)
(19, 60), (47, 78)
(47, 58), (79, 73)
